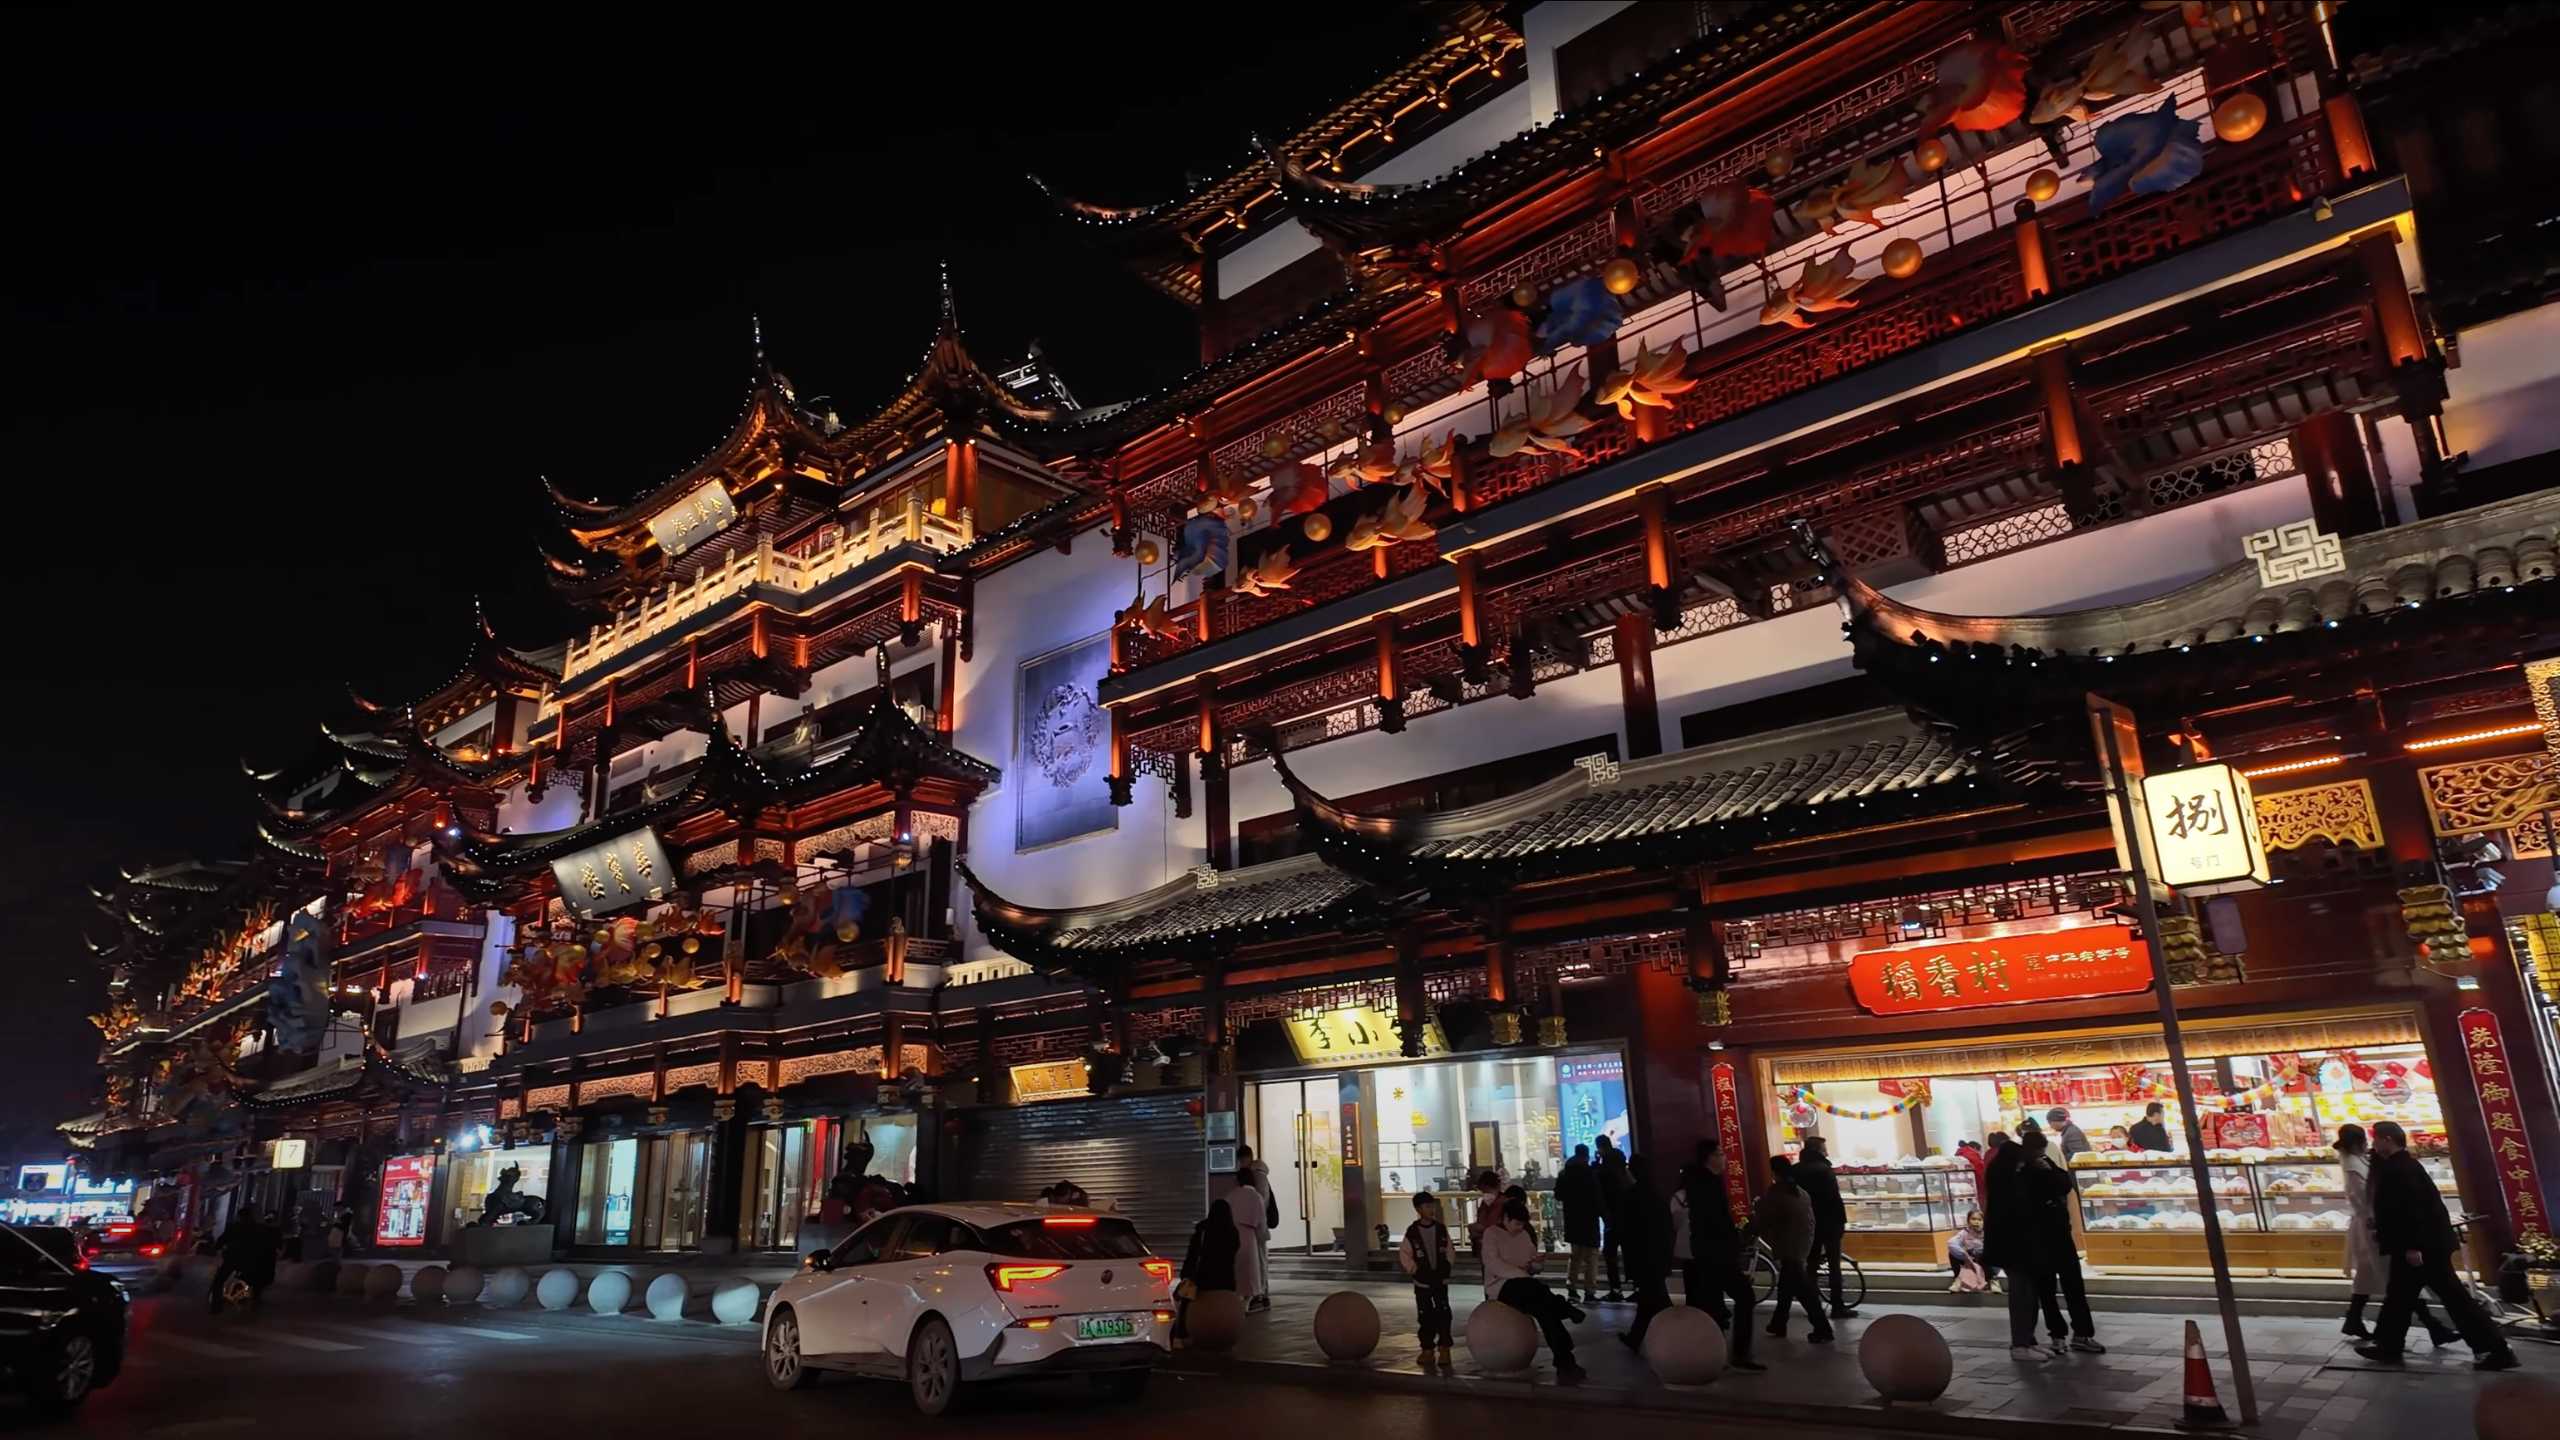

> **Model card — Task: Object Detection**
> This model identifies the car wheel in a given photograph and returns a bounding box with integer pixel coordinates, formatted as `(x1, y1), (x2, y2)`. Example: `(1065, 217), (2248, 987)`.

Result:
(1090, 1368), (1151, 1402)
(29, 1332), (99, 1412)
(907, 1315), (961, 1417)
(764, 1308), (817, 1390)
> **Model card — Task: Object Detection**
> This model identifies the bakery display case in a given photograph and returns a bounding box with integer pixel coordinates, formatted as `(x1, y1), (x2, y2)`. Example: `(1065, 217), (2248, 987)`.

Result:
(1834, 1159), (1979, 1263)
(2066, 1145), (2459, 1272)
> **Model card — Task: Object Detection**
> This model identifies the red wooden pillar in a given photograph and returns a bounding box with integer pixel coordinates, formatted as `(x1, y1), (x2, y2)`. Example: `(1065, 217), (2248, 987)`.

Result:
(1613, 611), (1662, 759)
(1199, 678), (1231, 870)
(2292, 409), (2386, 539)
(1375, 613), (1405, 734)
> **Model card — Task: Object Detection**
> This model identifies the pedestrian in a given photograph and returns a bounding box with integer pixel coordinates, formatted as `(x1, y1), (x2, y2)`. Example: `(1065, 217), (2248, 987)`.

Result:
(2019, 1129), (2104, 1353)
(1594, 1134), (1630, 1302)
(1956, 1137), (1989, 1198)
(1223, 1165), (1270, 1312)
(328, 1202), (356, 1258)
(1237, 1145), (1274, 1309)
(1985, 1125), (2053, 1359)
(1398, 1190), (1457, 1367)
(2335, 1123), (2454, 1344)
(1176, 1196), (1240, 1344)
(1555, 1143), (1601, 1302)
(1947, 1208), (1991, 1292)
(1753, 1155), (1833, 1343)
(2127, 1102), (2173, 1153)
(208, 1203), (279, 1314)
(1481, 1196), (1586, 1381)
(2353, 1121), (2518, 1370)
(1793, 1135), (1856, 1319)
(2045, 1107), (2092, 1159)
(1466, 1168), (1504, 1257)
(1680, 1140), (1763, 1371)
(1619, 1152), (1677, 1351)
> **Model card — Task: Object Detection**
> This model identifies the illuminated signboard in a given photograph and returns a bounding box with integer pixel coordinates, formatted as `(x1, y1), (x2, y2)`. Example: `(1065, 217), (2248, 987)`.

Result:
(2141, 762), (2271, 895)
(1009, 1059), (1091, 1103)
(16, 1164), (68, 1193)
(270, 1138), (310, 1169)
(1282, 1007), (1447, 1068)
(376, 1154), (437, 1247)
(548, 828), (677, 919)
(645, 481), (739, 559)
(1848, 924), (2153, 1016)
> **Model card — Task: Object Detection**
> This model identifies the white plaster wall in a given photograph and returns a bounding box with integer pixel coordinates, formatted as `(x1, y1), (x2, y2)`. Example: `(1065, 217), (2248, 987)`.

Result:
(953, 536), (1202, 945)
(2437, 304), (2560, 473)
(457, 912), (517, 1063)
(1522, 1), (1636, 124)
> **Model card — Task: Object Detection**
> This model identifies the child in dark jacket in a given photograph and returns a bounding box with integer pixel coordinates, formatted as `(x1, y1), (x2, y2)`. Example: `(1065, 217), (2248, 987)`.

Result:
(1399, 1191), (1457, 1365)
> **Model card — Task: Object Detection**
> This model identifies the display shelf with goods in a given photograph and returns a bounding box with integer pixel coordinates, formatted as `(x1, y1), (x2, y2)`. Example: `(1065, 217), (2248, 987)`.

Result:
(1835, 1162), (1980, 1264)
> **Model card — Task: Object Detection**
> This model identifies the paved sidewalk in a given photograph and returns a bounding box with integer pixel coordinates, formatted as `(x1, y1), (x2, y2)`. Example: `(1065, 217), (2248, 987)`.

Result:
(1182, 1275), (2558, 1438)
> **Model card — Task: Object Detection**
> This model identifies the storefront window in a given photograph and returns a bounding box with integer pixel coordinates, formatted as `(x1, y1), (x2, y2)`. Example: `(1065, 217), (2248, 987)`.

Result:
(577, 1139), (639, 1245)
(575, 1134), (709, 1250)
(742, 1119), (851, 1251)
(448, 1148), (554, 1233)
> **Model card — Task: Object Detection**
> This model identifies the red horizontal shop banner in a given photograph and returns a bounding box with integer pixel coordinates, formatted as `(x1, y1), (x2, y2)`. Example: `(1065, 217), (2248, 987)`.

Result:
(1849, 924), (2152, 1016)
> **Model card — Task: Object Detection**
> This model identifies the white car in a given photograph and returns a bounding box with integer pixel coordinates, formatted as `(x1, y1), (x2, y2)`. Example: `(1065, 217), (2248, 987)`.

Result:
(762, 1202), (1173, 1415)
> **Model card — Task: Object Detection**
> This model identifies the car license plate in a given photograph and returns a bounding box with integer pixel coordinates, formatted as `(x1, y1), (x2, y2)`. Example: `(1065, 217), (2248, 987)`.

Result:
(1075, 1314), (1137, 1341)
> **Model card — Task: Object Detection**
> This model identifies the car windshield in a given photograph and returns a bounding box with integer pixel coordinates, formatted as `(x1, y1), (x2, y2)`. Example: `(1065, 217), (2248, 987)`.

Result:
(1, 1225), (81, 1276)
(978, 1217), (1150, 1260)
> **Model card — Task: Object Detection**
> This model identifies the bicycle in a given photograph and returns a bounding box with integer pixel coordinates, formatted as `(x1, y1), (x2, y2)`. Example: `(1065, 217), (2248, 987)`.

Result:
(1746, 1238), (1867, 1310)
(2449, 1212), (2550, 1334)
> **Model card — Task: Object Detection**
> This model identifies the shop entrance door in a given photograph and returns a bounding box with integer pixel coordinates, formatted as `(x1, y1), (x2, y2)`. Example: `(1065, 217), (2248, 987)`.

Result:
(1248, 1077), (1343, 1254)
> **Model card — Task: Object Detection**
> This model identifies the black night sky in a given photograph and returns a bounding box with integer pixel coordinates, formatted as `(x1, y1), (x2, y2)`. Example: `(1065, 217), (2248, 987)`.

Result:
(0, 10), (1425, 1132)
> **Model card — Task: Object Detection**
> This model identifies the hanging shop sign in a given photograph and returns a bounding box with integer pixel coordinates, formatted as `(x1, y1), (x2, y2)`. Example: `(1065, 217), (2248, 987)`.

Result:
(375, 1154), (437, 1248)
(1282, 1007), (1447, 1068)
(645, 480), (739, 560)
(1008, 1059), (1091, 1104)
(1710, 1061), (1750, 1224)
(268, 1138), (309, 1169)
(2457, 1007), (2551, 1241)
(1848, 924), (2152, 1016)
(2141, 762), (2271, 894)
(549, 828), (677, 919)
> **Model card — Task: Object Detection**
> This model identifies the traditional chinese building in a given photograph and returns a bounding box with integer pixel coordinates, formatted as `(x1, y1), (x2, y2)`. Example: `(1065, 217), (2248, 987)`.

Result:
(76, 0), (2560, 1277)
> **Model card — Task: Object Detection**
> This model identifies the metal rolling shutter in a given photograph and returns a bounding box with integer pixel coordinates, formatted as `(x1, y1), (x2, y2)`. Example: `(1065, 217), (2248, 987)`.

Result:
(955, 1091), (1205, 1252)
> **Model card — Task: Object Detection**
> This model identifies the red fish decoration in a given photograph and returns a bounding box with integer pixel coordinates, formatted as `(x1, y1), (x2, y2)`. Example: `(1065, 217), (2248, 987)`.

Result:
(1458, 306), (1534, 386)
(1920, 40), (2029, 134)
(1268, 461), (1329, 515)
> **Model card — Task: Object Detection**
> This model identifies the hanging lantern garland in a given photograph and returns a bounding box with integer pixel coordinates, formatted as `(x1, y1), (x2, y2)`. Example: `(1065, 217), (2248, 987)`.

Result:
(1780, 1077), (1931, 1120)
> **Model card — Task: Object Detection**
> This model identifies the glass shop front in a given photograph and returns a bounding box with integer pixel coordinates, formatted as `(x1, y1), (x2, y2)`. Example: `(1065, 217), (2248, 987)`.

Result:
(1756, 1005), (2466, 1274)
(1244, 1008), (1632, 1254)
(739, 1113), (920, 1252)
(573, 1132), (713, 1250)
(445, 1146), (555, 1236)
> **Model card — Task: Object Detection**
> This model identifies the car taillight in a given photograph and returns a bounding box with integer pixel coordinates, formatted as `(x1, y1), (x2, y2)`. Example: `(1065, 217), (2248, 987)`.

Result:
(1041, 1215), (1096, 1227)
(1142, 1259), (1174, 1285)
(141, 1245), (165, 1258)
(986, 1263), (1066, 1291)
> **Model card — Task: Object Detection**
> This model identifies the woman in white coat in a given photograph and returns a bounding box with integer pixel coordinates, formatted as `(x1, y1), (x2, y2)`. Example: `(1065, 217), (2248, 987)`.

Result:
(1223, 1166), (1268, 1313)
(2337, 1124), (2453, 1343)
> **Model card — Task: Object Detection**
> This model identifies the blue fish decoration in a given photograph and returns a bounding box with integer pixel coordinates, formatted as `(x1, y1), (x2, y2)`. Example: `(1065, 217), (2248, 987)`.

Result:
(1536, 274), (1626, 350)
(1174, 512), (1231, 579)
(2079, 97), (2203, 213)
(832, 886), (870, 931)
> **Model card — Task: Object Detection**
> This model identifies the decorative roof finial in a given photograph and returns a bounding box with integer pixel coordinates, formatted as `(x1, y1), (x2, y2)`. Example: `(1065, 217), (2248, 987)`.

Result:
(938, 259), (959, 335)
(752, 311), (765, 359)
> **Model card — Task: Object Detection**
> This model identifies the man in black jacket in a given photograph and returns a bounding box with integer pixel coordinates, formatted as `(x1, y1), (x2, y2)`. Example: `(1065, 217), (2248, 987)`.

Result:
(1619, 1153), (1678, 1351)
(1594, 1135), (1631, 1302)
(1680, 1140), (1764, 1370)
(2019, 1130), (2103, 1352)
(1985, 1125), (2066, 1358)
(1793, 1135), (1857, 1318)
(1556, 1145), (1602, 1303)
(2354, 1121), (2518, 1369)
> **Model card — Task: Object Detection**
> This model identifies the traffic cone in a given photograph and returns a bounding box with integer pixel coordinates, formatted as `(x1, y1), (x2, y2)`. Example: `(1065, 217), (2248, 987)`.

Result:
(2176, 1319), (2232, 1429)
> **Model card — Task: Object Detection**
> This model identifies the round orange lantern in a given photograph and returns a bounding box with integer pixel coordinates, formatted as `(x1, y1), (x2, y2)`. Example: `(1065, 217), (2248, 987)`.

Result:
(2212, 92), (2268, 144)
(1134, 539), (1161, 566)
(1302, 513), (1334, 543)
(1600, 257), (1642, 295)
(1510, 283), (1539, 309)
(1882, 238), (1924, 279)
(2024, 168), (2061, 203)
(1914, 138), (1949, 172)
(1764, 148), (1794, 179)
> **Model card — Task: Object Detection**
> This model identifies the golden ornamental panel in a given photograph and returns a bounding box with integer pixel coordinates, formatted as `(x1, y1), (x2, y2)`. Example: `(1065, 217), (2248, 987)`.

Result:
(575, 1072), (655, 1105)
(524, 1084), (570, 1113)
(2527, 655), (2560, 755)
(2418, 752), (2560, 836)
(2253, 779), (2383, 852)
(2509, 809), (2552, 861)
(661, 1062), (721, 1095)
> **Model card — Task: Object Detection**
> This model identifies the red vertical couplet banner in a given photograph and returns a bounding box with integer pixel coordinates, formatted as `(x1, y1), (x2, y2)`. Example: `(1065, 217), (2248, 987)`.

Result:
(2456, 1007), (2551, 1241)
(1710, 1061), (1750, 1223)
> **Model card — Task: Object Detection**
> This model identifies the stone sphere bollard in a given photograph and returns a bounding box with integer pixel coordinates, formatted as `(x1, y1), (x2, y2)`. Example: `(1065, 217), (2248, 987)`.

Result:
(1313, 1290), (1381, 1362)
(2478, 1376), (2560, 1440)
(536, 1266), (581, 1311)
(336, 1261), (371, 1296)
(412, 1264), (448, 1303)
(645, 1272), (689, 1321)
(1859, 1313), (1955, 1403)
(1640, 1304), (1728, 1385)
(305, 1260), (340, 1292)
(587, 1270), (633, 1315)
(445, 1264), (485, 1303)
(485, 1266), (531, 1307)
(710, 1279), (762, 1326)
(365, 1263), (404, 1301)
(275, 1261), (316, 1292)
(1186, 1290), (1248, 1351)
(1464, 1301), (1539, 1375)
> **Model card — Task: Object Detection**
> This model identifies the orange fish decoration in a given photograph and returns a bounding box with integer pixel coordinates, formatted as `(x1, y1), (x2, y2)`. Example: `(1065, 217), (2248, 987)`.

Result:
(1594, 342), (1697, 417)
(1458, 306), (1534, 386)
(1230, 546), (1301, 598)
(1330, 440), (1402, 489)
(1201, 468), (1253, 513)
(1399, 432), (1458, 496)
(1682, 182), (1777, 262)
(1919, 39), (2029, 134)
(1344, 485), (1434, 552)
(1489, 369), (1593, 459)
(1118, 592), (1188, 646)
(2029, 33), (2162, 126)
(1268, 460), (1329, 515)
(1834, 155), (1918, 227)
(1760, 251), (1869, 329)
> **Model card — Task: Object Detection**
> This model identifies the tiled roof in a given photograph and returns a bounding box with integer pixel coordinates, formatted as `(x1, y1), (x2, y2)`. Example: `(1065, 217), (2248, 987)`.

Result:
(963, 854), (1373, 965)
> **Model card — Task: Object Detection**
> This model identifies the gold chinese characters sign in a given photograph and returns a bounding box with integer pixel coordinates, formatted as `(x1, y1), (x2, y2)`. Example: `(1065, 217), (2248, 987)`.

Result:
(547, 829), (677, 919)
(2141, 762), (2270, 894)
(1283, 1007), (1447, 1067)
(1848, 924), (2153, 1017)
(1009, 1059), (1091, 1103)
(2457, 1007), (2549, 1241)
(645, 480), (739, 559)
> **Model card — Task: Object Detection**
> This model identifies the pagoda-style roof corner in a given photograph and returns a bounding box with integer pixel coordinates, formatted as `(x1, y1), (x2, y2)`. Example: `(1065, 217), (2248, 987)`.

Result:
(962, 852), (1376, 974)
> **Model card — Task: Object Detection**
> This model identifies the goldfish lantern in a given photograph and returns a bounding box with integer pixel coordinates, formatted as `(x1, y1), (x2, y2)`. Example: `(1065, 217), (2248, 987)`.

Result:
(1684, 183), (1776, 263)
(1237, 498), (1258, 522)
(1600, 256), (1641, 296)
(640, 942), (662, 961)
(1882, 238), (1924, 278)
(1921, 40), (2029, 133)
(1509, 283), (1539, 309)
(1134, 539), (1161, 566)
(1914, 138), (1949, 172)
(2024, 167), (2061, 203)
(1301, 512), (1334, 543)
(2211, 91), (2267, 144)
(1763, 148), (1794, 179)
(681, 936), (701, 955)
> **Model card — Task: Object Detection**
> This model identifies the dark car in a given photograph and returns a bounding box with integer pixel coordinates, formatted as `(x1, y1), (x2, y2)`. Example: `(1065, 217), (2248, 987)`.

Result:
(0, 1223), (128, 1411)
